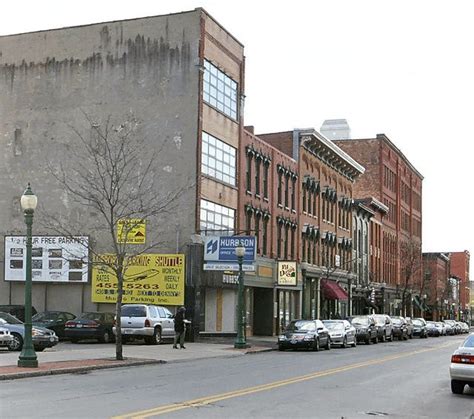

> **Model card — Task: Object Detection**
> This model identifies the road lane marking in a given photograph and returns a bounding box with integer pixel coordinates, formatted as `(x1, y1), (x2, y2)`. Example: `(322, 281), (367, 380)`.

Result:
(113, 341), (454, 418)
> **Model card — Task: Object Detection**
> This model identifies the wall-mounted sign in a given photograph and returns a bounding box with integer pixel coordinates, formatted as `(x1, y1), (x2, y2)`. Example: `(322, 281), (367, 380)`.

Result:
(91, 254), (184, 305)
(4, 236), (89, 283)
(277, 261), (297, 286)
(203, 236), (256, 271)
(117, 219), (146, 244)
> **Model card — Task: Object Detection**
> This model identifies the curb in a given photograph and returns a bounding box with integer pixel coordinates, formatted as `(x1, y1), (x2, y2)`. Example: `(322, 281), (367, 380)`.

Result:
(0, 346), (274, 381)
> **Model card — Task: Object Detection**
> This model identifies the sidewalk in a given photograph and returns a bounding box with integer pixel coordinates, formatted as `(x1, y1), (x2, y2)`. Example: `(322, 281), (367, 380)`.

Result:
(0, 337), (276, 381)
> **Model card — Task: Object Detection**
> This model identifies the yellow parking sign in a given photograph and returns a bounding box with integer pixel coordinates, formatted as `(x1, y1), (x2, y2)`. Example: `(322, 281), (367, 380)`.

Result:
(117, 219), (146, 244)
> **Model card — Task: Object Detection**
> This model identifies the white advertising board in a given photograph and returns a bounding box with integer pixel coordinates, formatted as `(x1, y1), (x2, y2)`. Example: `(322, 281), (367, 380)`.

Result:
(4, 236), (89, 283)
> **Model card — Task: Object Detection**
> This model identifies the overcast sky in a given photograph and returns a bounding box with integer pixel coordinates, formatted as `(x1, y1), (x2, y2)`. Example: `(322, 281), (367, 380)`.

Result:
(2, 0), (473, 258)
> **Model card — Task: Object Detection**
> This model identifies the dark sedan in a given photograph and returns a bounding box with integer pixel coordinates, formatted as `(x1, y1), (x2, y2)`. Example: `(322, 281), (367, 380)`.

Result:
(412, 318), (428, 338)
(426, 321), (440, 337)
(32, 311), (76, 339)
(278, 319), (331, 351)
(65, 312), (115, 343)
(351, 315), (378, 344)
(391, 316), (408, 340)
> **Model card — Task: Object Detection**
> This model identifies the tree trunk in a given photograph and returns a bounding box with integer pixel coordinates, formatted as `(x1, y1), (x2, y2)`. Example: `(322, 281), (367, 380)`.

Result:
(115, 255), (125, 361)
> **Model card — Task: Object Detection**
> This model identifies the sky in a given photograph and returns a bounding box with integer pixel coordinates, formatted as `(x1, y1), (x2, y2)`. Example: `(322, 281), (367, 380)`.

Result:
(1, 0), (473, 256)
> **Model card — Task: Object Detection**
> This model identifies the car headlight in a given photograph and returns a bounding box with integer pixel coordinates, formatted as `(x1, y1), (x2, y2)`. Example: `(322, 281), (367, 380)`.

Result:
(32, 328), (45, 336)
(278, 335), (285, 340)
(303, 334), (315, 341)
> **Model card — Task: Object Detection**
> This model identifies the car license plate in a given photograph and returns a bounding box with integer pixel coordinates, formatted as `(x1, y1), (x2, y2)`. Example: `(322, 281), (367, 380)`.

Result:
(76, 324), (83, 328)
(123, 329), (133, 334)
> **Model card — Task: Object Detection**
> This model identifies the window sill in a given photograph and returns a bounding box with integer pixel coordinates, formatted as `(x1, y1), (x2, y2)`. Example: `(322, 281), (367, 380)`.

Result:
(263, 197), (269, 202)
(246, 190), (253, 196)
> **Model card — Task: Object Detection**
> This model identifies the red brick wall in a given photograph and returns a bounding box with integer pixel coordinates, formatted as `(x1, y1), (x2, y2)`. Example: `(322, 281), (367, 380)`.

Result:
(450, 251), (470, 309)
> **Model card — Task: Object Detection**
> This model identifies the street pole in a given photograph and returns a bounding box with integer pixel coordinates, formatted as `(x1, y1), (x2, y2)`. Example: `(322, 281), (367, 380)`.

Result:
(18, 184), (38, 368)
(234, 242), (248, 349)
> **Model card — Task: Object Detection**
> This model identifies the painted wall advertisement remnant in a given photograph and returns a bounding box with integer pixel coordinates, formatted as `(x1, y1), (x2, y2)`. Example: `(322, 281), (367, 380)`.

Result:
(92, 254), (185, 305)
(4, 236), (89, 283)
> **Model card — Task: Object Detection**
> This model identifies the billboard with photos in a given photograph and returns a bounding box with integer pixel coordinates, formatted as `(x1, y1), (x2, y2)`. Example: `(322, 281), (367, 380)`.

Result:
(4, 236), (89, 283)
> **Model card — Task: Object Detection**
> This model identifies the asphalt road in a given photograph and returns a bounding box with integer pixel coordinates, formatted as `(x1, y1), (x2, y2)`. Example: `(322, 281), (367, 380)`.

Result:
(1, 335), (473, 419)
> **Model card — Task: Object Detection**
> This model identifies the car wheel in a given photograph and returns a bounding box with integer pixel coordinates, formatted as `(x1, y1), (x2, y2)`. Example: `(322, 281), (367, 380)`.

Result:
(99, 330), (111, 343)
(388, 332), (393, 342)
(352, 338), (357, 348)
(451, 380), (465, 394)
(313, 338), (320, 352)
(8, 333), (23, 351)
(146, 327), (162, 345)
(342, 336), (347, 348)
(373, 335), (378, 344)
(278, 344), (285, 351)
(70, 338), (79, 343)
(366, 337), (371, 345)
(380, 334), (386, 343)
(325, 338), (331, 350)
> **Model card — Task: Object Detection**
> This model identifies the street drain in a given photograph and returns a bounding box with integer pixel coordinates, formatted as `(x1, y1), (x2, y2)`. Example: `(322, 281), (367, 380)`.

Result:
(365, 412), (389, 416)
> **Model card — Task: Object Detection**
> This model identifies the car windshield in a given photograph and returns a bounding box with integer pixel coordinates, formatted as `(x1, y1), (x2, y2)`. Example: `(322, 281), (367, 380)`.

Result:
(286, 321), (315, 332)
(352, 317), (368, 325)
(32, 312), (58, 321)
(373, 317), (385, 325)
(392, 318), (401, 325)
(0, 311), (23, 324)
(325, 322), (344, 331)
(413, 319), (424, 326)
(462, 335), (474, 348)
(122, 306), (146, 317)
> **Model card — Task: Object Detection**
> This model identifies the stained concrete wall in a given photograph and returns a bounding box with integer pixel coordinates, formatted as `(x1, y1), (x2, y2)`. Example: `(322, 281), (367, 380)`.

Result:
(0, 10), (202, 313)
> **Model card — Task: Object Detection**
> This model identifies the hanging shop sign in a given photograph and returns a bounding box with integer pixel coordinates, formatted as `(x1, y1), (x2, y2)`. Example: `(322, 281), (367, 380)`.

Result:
(277, 261), (297, 286)
(91, 254), (185, 305)
(4, 235), (89, 283)
(117, 219), (146, 244)
(203, 236), (256, 271)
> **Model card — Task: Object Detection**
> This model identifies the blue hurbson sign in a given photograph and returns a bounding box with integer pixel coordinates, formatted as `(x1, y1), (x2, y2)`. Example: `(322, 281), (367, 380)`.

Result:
(203, 236), (256, 271)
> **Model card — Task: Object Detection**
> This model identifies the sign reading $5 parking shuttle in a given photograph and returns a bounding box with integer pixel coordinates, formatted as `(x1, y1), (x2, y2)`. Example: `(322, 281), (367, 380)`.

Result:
(92, 254), (184, 305)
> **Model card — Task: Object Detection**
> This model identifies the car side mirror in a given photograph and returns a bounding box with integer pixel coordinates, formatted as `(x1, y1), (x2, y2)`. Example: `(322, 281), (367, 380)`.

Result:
(317, 327), (324, 331)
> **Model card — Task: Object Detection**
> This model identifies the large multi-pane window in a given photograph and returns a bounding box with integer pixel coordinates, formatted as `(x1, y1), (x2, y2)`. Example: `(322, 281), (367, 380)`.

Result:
(200, 199), (235, 235)
(201, 132), (236, 185)
(203, 60), (238, 120)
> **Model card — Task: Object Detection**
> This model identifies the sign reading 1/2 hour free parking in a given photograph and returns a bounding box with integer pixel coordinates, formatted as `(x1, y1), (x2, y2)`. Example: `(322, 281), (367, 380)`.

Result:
(91, 254), (185, 306)
(203, 236), (256, 271)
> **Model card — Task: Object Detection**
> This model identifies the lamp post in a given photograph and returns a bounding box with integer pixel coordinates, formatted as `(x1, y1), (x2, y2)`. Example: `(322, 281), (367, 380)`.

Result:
(234, 241), (248, 349)
(18, 184), (38, 368)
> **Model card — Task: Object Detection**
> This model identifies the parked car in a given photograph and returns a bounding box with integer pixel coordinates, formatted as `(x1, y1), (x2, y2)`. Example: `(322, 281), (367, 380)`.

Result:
(65, 312), (115, 343)
(405, 317), (414, 339)
(0, 305), (38, 322)
(373, 314), (394, 342)
(0, 326), (13, 348)
(32, 311), (76, 339)
(391, 316), (408, 340)
(322, 320), (356, 348)
(459, 322), (470, 334)
(351, 315), (378, 344)
(0, 311), (58, 351)
(412, 318), (428, 338)
(114, 304), (175, 344)
(450, 333), (474, 394)
(443, 320), (456, 336)
(444, 320), (459, 335)
(278, 319), (330, 351)
(435, 322), (446, 336)
(426, 321), (440, 337)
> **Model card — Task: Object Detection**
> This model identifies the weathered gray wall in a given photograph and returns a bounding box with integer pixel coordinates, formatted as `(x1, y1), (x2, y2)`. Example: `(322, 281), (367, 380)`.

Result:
(0, 11), (201, 312)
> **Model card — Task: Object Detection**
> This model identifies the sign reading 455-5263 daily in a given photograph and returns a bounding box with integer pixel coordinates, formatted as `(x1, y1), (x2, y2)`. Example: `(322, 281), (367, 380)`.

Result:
(92, 254), (184, 305)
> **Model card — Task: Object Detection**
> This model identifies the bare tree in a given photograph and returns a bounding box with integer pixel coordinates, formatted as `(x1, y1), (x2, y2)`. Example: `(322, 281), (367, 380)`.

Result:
(399, 239), (423, 316)
(43, 112), (192, 360)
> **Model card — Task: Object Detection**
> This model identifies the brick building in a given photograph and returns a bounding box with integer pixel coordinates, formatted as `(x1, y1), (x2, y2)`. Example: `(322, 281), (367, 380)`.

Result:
(449, 251), (470, 322)
(334, 134), (423, 315)
(422, 253), (450, 321)
(0, 8), (249, 338)
(259, 128), (364, 320)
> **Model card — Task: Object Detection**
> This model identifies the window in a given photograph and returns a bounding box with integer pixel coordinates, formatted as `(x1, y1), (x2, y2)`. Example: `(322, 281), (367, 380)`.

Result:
(277, 171), (283, 205)
(302, 186), (307, 212)
(262, 218), (268, 256)
(245, 210), (252, 235)
(255, 213), (261, 251)
(277, 222), (282, 258)
(201, 132), (236, 185)
(246, 153), (252, 191)
(291, 178), (296, 210)
(290, 227), (295, 259)
(203, 60), (238, 120)
(284, 174), (289, 208)
(284, 225), (289, 258)
(200, 199), (235, 235)
(255, 157), (261, 196)
(263, 163), (269, 199)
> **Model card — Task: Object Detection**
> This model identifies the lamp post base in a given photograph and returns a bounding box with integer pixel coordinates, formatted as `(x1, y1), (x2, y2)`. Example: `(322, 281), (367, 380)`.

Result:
(18, 355), (38, 368)
(234, 341), (250, 349)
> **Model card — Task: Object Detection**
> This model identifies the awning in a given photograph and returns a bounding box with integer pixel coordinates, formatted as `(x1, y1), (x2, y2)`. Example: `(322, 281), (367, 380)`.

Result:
(321, 279), (348, 300)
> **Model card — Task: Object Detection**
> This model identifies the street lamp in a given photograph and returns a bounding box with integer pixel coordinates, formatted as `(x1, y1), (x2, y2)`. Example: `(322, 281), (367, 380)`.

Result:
(234, 241), (248, 349)
(18, 184), (38, 368)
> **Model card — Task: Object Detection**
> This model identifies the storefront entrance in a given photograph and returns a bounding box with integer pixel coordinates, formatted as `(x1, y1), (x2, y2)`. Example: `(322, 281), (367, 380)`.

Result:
(277, 289), (299, 334)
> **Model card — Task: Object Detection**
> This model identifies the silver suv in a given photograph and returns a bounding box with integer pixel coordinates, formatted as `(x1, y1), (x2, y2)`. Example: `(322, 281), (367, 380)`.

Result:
(114, 304), (175, 344)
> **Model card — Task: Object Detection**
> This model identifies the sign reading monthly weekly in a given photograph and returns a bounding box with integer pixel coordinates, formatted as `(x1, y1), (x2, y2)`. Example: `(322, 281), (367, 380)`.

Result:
(4, 235), (89, 283)
(91, 254), (185, 305)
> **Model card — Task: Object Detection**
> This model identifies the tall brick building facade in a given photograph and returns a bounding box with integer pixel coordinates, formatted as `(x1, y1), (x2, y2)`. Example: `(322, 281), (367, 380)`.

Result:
(335, 134), (423, 315)
(449, 251), (470, 322)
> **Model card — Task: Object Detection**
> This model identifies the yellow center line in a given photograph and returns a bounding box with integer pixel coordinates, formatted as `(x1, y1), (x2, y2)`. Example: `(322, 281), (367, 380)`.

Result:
(112, 341), (454, 419)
